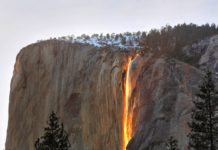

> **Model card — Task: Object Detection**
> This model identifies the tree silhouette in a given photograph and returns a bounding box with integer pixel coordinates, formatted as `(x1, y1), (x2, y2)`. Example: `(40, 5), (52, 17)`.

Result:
(188, 71), (218, 150)
(165, 136), (179, 150)
(35, 111), (71, 150)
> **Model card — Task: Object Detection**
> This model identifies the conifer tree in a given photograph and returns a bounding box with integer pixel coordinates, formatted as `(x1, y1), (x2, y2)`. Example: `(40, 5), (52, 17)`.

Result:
(165, 136), (179, 150)
(35, 111), (71, 150)
(188, 71), (218, 150)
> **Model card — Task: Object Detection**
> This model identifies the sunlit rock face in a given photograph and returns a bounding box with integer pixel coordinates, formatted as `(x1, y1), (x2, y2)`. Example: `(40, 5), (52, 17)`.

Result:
(6, 40), (130, 150)
(6, 39), (204, 150)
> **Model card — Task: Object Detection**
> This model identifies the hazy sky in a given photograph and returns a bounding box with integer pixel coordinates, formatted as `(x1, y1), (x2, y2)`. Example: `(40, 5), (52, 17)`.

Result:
(0, 0), (218, 149)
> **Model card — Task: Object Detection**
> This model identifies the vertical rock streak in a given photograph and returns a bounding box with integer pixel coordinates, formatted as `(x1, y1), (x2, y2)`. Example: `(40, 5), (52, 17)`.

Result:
(122, 57), (133, 150)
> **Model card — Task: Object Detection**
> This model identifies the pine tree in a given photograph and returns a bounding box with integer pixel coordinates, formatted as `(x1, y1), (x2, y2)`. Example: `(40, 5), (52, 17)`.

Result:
(188, 70), (218, 150)
(35, 111), (71, 150)
(165, 136), (179, 150)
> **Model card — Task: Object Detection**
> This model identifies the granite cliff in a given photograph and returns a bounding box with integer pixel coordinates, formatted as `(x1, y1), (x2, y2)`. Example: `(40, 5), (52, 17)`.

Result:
(6, 34), (218, 150)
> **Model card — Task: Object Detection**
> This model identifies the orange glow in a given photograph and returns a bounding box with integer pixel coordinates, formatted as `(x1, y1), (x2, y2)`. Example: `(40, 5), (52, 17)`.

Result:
(122, 57), (133, 150)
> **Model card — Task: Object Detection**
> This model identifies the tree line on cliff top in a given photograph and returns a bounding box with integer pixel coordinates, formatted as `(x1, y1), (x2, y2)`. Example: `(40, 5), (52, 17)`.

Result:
(45, 23), (218, 65)
(56, 23), (218, 49)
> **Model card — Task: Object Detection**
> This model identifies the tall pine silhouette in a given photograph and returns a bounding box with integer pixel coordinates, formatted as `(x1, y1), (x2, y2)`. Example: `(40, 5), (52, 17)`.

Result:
(188, 71), (218, 150)
(35, 111), (71, 150)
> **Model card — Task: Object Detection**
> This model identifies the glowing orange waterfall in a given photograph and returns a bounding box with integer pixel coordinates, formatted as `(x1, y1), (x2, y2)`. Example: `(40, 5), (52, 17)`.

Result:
(122, 57), (133, 150)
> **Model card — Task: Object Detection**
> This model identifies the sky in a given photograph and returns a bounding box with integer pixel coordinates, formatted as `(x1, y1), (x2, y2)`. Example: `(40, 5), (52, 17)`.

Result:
(0, 0), (218, 149)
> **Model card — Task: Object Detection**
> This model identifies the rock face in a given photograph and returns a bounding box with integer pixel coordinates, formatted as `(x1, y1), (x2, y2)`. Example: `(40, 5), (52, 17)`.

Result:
(199, 35), (218, 73)
(6, 40), (129, 150)
(182, 34), (218, 73)
(6, 39), (207, 150)
(127, 56), (201, 150)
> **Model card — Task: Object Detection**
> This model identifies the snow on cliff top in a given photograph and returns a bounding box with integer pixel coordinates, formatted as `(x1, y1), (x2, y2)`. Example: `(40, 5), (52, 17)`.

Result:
(45, 32), (144, 49)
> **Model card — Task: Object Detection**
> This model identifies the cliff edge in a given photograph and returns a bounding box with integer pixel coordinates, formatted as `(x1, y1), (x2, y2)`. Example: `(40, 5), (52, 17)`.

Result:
(6, 39), (207, 150)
